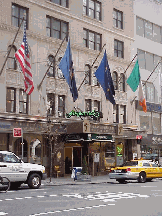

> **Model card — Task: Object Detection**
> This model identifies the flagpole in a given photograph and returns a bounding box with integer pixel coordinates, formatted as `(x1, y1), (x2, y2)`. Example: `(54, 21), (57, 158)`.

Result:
(37, 33), (69, 91)
(77, 43), (106, 92)
(0, 17), (25, 76)
(130, 59), (162, 105)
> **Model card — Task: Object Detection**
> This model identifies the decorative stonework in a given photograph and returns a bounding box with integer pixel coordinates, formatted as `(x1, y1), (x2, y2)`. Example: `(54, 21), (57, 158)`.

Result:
(84, 85), (92, 97)
(92, 86), (101, 99)
(6, 71), (18, 85)
(114, 90), (127, 104)
(55, 79), (67, 94)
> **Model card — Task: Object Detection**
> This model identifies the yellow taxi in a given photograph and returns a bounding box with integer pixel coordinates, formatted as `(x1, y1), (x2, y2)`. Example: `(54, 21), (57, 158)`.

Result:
(109, 159), (162, 183)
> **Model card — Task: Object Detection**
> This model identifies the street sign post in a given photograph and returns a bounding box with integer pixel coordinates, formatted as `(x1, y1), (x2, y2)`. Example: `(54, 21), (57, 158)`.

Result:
(13, 128), (24, 160)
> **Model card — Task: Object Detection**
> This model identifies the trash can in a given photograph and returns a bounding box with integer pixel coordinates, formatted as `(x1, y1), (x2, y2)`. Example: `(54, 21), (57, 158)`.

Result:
(71, 167), (82, 181)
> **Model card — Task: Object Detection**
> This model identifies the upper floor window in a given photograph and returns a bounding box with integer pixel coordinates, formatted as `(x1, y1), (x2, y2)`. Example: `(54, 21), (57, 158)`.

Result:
(6, 88), (16, 113)
(46, 16), (68, 40)
(136, 16), (162, 43)
(83, 0), (101, 21)
(58, 95), (65, 118)
(143, 82), (155, 103)
(94, 100), (100, 111)
(7, 46), (17, 70)
(47, 93), (55, 116)
(113, 9), (123, 29)
(19, 89), (28, 114)
(114, 39), (124, 58)
(112, 71), (118, 90)
(83, 29), (101, 51)
(119, 73), (125, 92)
(85, 99), (91, 112)
(12, 4), (28, 29)
(138, 49), (161, 72)
(84, 64), (91, 85)
(48, 0), (68, 7)
(47, 55), (55, 77)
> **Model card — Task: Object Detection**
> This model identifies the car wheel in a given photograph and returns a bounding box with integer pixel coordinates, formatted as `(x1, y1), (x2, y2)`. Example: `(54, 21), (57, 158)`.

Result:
(138, 172), (146, 183)
(117, 179), (126, 184)
(10, 182), (22, 190)
(28, 173), (41, 189)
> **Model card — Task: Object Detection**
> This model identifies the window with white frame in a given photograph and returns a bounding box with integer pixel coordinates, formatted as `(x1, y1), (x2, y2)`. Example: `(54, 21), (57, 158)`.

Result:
(94, 100), (100, 111)
(19, 89), (28, 114)
(47, 93), (55, 116)
(119, 73), (125, 92)
(83, 0), (101, 21)
(136, 16), (162, 43)
(114, 39), (124, 58)
(58, 95), (65, 118)
(6, 88), (16, 113)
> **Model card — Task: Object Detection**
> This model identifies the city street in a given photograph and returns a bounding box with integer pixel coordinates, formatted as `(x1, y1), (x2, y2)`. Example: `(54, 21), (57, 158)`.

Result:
(0, 179), (162, 216)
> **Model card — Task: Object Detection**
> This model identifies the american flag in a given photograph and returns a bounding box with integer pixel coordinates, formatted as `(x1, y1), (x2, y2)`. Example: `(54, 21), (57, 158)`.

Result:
(15, 21), (34, 95)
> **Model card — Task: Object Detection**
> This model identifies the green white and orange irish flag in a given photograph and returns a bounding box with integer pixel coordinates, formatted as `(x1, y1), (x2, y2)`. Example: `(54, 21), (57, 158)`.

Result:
(139, 81), (147, 113)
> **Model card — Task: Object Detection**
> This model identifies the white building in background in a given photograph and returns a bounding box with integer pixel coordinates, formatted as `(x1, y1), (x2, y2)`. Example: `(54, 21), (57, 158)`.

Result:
(132, 0), (162, 159)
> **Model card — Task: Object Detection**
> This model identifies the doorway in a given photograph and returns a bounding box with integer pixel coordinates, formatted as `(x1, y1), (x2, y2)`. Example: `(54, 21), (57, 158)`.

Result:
(73, 147), (82, 167)
(14, 138), (28, 162)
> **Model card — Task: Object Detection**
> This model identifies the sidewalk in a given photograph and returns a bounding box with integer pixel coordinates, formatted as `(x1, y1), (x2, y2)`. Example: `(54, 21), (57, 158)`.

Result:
(43, 174), (116, 186)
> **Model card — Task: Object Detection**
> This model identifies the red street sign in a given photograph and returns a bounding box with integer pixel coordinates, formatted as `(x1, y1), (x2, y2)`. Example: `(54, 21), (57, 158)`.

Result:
(13, 128), (22, 137)
(136, 135), (142, 140)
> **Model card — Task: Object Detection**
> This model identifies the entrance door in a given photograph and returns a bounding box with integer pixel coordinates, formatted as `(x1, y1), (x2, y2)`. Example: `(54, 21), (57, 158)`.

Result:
(64, 147), (72, 174)
(73, 147), (82, 167)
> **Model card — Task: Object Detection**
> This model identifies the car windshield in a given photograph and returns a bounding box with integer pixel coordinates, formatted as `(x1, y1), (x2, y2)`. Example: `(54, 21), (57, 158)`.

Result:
(120, 161), (138, 167)
(1, 153), (21, 163)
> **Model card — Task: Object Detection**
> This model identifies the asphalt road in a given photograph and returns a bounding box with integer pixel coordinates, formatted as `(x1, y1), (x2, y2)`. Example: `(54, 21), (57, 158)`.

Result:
(0, 179), (162, 216)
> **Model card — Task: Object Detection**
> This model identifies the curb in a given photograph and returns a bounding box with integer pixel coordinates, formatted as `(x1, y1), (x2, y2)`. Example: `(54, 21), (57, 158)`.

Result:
(43, 181), (115, 186)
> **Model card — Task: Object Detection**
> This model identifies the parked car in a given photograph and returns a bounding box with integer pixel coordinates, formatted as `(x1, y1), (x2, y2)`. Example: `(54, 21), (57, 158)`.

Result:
(109, 159), (162, 183)
(0, 151), (47, 189)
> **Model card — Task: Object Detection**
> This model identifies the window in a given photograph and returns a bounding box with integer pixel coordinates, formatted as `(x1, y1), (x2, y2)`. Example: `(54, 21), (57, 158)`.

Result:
(47, 55), (55, 77)
(83, 29), (101, 51)
(136, 16), (162, 43)
(113, 104), (119, 123)
(83, 0), (101, 21)
(7, 46), (17, 70)
(119, 73), (125, 92)
(19, 89), (28, 114)
(112, 72), (118, 90)
(46, 16), (68, 40)
(6, 88), (16, 113)
(48, 0), (68, 7)
(94, 100), (100, 111)
(114, 39), (124, 58)
(85, 99), (91, 112)
(58, 95), (65, 118)
(47, 93), (55, 116)
(120, 105), (126, 124)
(113, 9), (123, 29)
(12, 4), (28, 29)
(84, 64), (91, 85)
(145, 82), (155, 103)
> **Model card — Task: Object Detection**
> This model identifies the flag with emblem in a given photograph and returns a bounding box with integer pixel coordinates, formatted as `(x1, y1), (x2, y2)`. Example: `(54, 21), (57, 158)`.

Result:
(59, 38), (78, 102)
(95, 50), (115, 104)
(15, 21), (34, 95)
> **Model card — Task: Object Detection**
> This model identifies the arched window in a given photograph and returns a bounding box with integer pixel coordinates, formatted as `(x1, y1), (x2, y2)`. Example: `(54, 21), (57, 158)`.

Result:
(7, 45), (17, 70)
(84, 64), (91, 85)
(112, 71), (118, 90)
(93, 66), (100, 86)
(57, 57), (64, 79)
(47, 55), (55, 77)
(119, 73), (125, 92)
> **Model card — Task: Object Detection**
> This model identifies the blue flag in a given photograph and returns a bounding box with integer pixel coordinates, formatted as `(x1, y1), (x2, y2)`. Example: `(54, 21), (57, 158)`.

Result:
(59, 38), (78, 102)
(95, 50), (115, 104)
